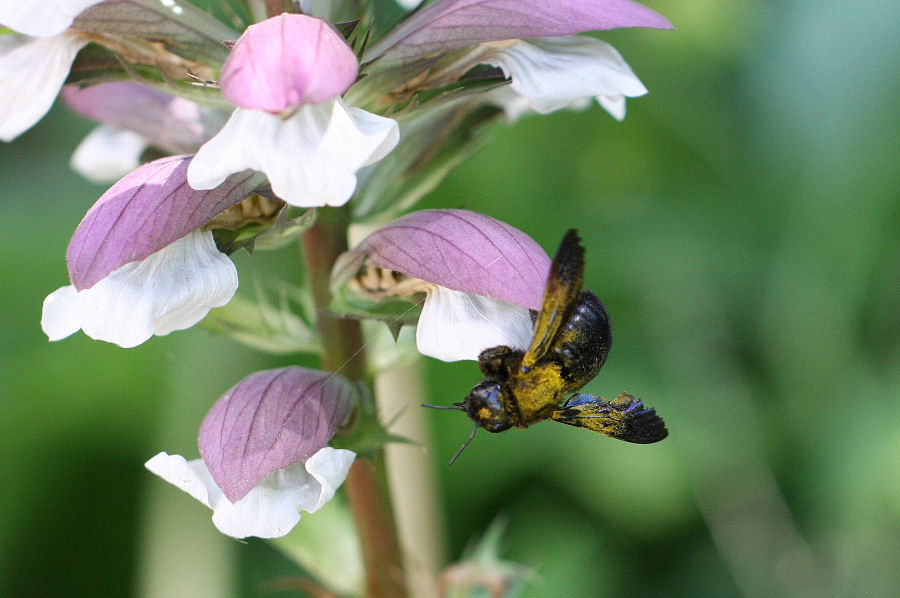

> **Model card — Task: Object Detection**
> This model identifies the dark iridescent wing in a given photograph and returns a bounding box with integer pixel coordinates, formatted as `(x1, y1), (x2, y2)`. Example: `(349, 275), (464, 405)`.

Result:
(550, 392), (668, 443)
(520, 229), (585, 369)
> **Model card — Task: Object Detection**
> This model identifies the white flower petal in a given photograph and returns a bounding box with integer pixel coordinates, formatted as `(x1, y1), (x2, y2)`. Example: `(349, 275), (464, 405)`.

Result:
(41, 285), (82, 341)
(482, 86), (534, 122)
(145, 452), (215, 505)
(596, 95), (628, 121)
(302, 446), (357, 513)
(187, 100), (399, 207)
(0, 0), (102, 37)
(42, 230), (237, 348)
(416, 285), (534, 362)
(483, 37), (647, 120)
(145, 447), (356, 539)
(70, 125), (147, 183)
(0, 32), (88, 141)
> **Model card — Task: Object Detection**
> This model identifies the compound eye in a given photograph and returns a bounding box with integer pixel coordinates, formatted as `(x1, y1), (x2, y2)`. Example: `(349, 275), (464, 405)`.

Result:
(462, 380), (512, 433)
(474, 382), (503, 412)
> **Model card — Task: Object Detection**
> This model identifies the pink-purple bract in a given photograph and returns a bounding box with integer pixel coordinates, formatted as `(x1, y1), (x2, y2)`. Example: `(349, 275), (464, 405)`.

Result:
(66, 155), (258, 290)
(369, 0), (673, 60)
(198, 366), (355, 502)
(220, 13), (359, 112)
(62, 82), (222, 154)
(341, 209), (551, 311)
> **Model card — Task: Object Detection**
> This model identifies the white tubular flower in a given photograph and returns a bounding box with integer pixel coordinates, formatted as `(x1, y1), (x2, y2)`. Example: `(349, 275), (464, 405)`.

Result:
(0, 1), (110, 140)
(366, 0), (672, 62)
(146, 448), (355, 539)
(187, 13), (398, 208)
(189, 101), (398, 207)
(62, 82), (227, 182)
(480, 37), (648, 121)
(41, 155), (262, 347)
(42, 229), (238, 348)
(0, 32), (88, 141)
(147, 366), (358, 539)
(69, 125), (147, 183)
(361, 0), (670, 123)
(334, 209), (553, 362)
(417, 286), (535, 362)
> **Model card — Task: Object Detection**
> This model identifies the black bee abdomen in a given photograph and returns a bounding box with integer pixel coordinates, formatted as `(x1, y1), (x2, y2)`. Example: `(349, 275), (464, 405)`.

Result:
(551, 290), (611, 390)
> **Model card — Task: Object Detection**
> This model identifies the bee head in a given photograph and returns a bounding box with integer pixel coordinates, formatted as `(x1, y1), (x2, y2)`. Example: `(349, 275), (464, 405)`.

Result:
(462, 380), (512, 433)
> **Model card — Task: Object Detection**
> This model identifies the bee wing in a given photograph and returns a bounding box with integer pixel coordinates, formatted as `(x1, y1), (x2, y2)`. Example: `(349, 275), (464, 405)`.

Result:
(521, 229), (585, 368)
(550, 392), (668, 443)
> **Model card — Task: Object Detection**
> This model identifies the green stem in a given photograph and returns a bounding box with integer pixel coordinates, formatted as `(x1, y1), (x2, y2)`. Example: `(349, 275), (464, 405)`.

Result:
(375, 364), (446, 598)
(302, 209), (408, 598)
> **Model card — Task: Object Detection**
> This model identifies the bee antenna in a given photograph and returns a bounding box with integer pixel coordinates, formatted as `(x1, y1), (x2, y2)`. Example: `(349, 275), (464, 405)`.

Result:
(421, 403), (464, 410)
(447, 423), (478, 466)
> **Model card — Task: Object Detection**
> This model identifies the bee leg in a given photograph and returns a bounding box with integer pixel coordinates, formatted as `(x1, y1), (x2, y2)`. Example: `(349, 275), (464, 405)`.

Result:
(477, 345), (521, 379)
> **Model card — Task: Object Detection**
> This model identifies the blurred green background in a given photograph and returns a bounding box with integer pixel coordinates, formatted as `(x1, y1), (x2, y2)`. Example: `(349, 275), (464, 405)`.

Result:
(1, 0), (898, 596)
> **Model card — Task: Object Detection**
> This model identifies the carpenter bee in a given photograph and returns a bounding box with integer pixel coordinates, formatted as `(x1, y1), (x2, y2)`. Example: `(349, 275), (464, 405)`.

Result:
(426, 229), (667, 463)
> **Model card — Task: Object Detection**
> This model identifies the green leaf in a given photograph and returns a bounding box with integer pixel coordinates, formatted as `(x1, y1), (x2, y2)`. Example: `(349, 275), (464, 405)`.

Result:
(199, 280), (321, 355)
(252, 206), (317, 250)
(331, 383), (413, 459)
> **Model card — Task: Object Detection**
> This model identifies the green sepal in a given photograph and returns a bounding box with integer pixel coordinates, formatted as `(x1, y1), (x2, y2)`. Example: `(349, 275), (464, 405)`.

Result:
(386, 320), (404, 342)
(334, 19), (361, 40)
(328, 251), (423, 328)
(212, 206), (316, 255)
(212, 224), (265, 256)
(350, 46), (507, 114)
(331, 382), (413, 460)
(404, 65), (509, 107)
(327, 290), (422, 330)
(366, 0), (408, 42)
(252, 206), (317, 250)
